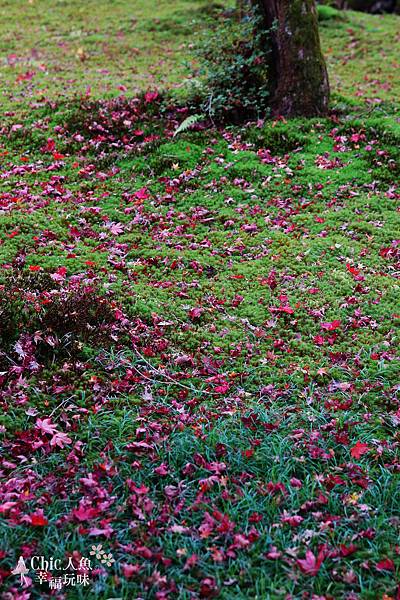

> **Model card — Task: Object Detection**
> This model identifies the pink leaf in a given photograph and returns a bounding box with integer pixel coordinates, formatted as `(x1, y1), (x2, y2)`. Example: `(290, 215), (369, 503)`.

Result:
(50, 431), (72, 448)
(296, 549), (326, 576)
(35, 418), (58, 436)
(321, 320), (341, 331)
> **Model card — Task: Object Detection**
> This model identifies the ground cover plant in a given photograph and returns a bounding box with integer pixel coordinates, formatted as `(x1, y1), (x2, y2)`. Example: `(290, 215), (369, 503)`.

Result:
(0, 1), (399, 599)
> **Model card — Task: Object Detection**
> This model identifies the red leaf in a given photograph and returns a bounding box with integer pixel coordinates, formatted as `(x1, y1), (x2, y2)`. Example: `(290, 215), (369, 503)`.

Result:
(72, 506), (99, 522)
(350, 441), (370, 459)
(346, 263), (360, 276)
(296, 549), (326, 576)
(321, 320), (341, 331)
(376, 558), (395, 572)
(183, 554), (198, 570)
(30, 513), (48, 527)
(35, 417), (58, 436)
(339, 543), (358, 557)
(188, 307), (203, 321)
(145, 90), (158, 104)
(121, 563), (140, 578)
(281, 513), (304, 527)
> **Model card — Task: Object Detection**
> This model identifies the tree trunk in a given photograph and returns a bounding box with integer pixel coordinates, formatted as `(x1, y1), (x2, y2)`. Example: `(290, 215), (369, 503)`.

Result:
(258, 0), (330, 117)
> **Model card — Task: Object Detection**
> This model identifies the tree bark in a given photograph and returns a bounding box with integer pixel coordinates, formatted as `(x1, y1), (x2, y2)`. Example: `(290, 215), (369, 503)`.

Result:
(258, 0), (330, 117)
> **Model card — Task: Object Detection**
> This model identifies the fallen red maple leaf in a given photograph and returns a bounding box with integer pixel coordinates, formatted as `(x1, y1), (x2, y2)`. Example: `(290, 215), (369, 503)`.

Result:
(296, 549), (326, 576)
(30, 513), (48, 527)
(350, 441), (370, 459)
(321, 320), (341, 331)
(71, 506), (99, 522)
(376, 558), (395, 572)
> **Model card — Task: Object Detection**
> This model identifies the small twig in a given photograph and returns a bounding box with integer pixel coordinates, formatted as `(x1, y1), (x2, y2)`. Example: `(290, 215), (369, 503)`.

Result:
(49, 395), (76, 418)
(130, 347), (218, 396)
(0, 351), (17, 365)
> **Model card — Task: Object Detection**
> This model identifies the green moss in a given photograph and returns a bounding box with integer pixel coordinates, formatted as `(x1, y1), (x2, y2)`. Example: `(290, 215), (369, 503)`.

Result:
(317, 5), (345, 22)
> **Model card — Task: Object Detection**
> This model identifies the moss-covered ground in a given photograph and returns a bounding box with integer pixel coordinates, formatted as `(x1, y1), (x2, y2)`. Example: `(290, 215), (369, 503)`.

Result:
(0, 2), (399, 599)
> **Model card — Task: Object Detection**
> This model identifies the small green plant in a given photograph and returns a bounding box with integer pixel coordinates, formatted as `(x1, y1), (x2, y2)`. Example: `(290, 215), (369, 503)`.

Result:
(190, 5), (270, 122)
(173, 114), (204, 137)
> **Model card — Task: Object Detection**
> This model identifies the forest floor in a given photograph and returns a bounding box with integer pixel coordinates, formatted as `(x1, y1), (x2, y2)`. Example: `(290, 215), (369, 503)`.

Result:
(0, 1), (399, 599)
